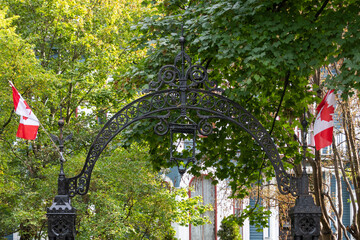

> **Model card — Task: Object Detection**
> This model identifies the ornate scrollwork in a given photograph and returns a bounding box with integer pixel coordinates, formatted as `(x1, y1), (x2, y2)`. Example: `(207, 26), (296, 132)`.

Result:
(108, 122), (119, 132)
(201, 94), (216, 108)
(116, 113), (128, 125)
(145, 36), (221, 93)
(151, 94), (166, 109)
(186, 65), (219, 91)
(187, 65), (207, 84)
(174, 51), (191, 67)
(215, 99), (230, 114)
(78, 176), (87, 195)
(154, 118), (169, 136)
(126, 106), (138, 119)
(50, 34), (316, 240)
(138, 100), (152, 113)
(166, 91), (181, 106)
(65, 35), (298, 198)
(198, 118), (213, 136)
(187, 92), (200, 106)
(149, 65), (180, 90)
(66, 88), (298, 197)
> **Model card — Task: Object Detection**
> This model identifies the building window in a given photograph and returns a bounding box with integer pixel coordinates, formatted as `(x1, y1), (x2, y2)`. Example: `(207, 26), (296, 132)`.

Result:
(233, 199), (243, 237)
(321, 145), (332, 155)
(189, 175), (216, 240)
(234, 199), (242, 217)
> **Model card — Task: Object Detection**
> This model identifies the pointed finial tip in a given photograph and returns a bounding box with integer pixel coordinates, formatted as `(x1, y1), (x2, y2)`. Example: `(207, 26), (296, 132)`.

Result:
(180, 23), (185, 45)
(179, 36), (185, 44)
(58, 118), (65, 128)
(58, 106), (64, 128)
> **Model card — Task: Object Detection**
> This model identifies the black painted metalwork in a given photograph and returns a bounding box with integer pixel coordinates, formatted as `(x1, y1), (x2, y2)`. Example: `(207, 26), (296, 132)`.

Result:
(169, 122), (197, 175)
(65, 36), (298, 198)
(47, 110), (76, 240)
(289, 110), (321, 240)
(47, 34), (321, 239)
(47, 194), (76, 240)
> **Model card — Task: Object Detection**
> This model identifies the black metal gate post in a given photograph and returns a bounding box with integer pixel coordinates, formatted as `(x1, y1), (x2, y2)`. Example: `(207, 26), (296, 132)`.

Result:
(47, 113), (76, 240)
(289, 114), (322, 240)
(290, 179), (322, 240)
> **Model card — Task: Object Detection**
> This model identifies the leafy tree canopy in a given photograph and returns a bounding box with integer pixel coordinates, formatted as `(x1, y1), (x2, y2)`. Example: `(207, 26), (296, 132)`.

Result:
(125, 0), (360, 228)
(0, 0), (213, 238)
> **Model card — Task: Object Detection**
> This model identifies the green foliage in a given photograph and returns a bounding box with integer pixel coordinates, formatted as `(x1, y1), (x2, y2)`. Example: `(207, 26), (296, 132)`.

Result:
(126, 0), (360, 229)
(0, 8), (53, 237)
(218, 216), (243, 240)
(1, 0), (359, 237)
(66, 145), (212, 239)
(171, 187), (213, 227)
(0, 0), (212, 238)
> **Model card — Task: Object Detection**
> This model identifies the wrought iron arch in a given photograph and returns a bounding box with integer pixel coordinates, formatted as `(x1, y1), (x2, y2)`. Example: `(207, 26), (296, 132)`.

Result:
(47, 34), (321, 240)
(65, 40), (298, 198)
(66, 88), (298, 197)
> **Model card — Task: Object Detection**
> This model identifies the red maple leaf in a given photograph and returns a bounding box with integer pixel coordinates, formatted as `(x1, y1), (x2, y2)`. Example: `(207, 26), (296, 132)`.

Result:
(22, 116), (28, 120)
(24, 101), (30, 109)
(320, 101), (334, 122)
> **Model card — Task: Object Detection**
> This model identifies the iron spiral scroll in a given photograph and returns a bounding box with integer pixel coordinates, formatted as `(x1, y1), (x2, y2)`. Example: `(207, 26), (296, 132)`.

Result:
(65, 36), (299, 198)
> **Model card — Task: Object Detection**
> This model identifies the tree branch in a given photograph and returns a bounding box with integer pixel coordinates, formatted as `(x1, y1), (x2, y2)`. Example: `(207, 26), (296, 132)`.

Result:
(269, 71), (290, 135)
(324, 192), (350, 240)
(0, 110), (14, 135)
(334, 137), (357, 222)
(314, 0), (330, 20)
(205, 58), (213, 70)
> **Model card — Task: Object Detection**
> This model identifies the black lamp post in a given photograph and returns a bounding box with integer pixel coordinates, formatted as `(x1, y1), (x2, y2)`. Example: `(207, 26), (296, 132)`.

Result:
(289, 110), (322, 240)
(47, 111), (76, 240)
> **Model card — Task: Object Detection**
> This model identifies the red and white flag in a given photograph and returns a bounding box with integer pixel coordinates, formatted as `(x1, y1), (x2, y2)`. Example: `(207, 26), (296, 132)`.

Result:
(10, 82), (39, 140)
(314, 90), (335, 150)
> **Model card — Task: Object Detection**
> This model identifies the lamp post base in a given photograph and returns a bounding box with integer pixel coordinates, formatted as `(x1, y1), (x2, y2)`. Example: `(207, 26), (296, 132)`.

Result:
(290, 195), (321, 240)
(47, 195), (76, 240)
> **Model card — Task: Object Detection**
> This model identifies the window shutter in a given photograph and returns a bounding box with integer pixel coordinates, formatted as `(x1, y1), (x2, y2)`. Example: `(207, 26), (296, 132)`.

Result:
(249, 197), (264, 240)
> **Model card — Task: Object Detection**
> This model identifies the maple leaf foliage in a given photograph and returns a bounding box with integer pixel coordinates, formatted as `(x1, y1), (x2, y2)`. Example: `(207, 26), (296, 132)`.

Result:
(320, 101), (334, 122)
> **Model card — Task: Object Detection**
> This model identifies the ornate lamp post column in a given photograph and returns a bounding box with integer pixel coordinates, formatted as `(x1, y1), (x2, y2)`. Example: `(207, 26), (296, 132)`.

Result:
(47, 112), (76, 240)
(289, 111), (322, 240)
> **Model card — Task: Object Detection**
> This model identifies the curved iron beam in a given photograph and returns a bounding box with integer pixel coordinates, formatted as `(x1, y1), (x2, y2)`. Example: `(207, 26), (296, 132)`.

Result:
(66, 89), (298, 197)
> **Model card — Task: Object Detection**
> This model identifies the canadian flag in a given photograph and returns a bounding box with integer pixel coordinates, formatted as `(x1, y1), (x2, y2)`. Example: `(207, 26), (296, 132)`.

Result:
(10, 82), (39, 140)
(314, 90), (335, 150)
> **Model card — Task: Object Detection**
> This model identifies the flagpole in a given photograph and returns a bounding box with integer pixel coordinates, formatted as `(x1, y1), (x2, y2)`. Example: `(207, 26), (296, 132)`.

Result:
(9, 81), (65, 161)
(39, 122), (63, 158)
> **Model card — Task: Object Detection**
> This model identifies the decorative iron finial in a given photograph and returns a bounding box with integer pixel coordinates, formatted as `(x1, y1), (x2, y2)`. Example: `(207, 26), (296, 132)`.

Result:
(144, 28), (222, 93)
(179, 25), (186, 83)
(180, 24), (185, 46)
(49, 106), (73, 194)
(46, 107), (76, 238)
(58, 107), (65, 161)
(289, 108), (321, 239)
(298, 107), (310, 196)
(50, 107), (73, 163)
